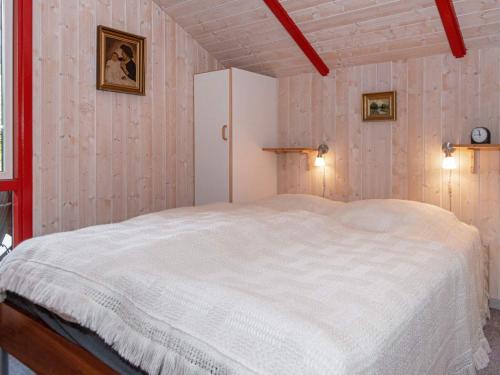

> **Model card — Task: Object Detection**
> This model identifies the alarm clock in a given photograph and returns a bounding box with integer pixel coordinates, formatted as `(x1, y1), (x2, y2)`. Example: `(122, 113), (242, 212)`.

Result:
(471, 127), (491, 144)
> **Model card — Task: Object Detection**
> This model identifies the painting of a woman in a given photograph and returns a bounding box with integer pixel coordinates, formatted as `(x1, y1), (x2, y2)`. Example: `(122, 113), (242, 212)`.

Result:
(97, 26), (145, 95)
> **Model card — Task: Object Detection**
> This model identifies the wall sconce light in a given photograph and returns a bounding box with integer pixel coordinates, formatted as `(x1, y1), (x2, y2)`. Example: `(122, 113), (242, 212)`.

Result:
(442, 142), (457, 170)
(314, 144), (329, 198)
(314, 144), (329, 167)
(442, 142), (457, 211)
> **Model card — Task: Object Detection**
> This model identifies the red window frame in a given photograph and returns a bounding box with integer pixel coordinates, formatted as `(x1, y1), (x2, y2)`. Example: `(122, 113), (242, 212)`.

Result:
(0, 0), (32, 246)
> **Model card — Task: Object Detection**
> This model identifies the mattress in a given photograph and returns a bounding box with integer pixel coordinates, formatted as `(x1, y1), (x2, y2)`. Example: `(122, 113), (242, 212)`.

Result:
(0, 194), (491, 374)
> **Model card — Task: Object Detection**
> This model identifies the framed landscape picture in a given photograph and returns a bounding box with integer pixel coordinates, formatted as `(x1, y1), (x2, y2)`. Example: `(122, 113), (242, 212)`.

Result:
(97, 25), (145, 95)
(362, 91), (396, 121)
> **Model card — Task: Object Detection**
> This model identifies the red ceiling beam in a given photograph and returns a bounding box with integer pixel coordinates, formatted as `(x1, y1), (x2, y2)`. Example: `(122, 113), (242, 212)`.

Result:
(435, 0), (466, 58)
(262, 0), (329, 76)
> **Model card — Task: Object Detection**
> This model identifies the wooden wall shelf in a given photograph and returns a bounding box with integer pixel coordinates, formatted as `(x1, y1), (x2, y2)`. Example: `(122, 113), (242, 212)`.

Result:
(454, 144), (500, 150)
(262, 147), (316, 154)
(263, 147), (317, 171)
(451, 144), (500, 174)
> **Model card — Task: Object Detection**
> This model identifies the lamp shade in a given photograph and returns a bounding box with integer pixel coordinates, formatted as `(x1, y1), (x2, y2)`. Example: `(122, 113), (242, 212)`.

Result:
(442, 155), (457, 170)
(314, 156), (326, 167)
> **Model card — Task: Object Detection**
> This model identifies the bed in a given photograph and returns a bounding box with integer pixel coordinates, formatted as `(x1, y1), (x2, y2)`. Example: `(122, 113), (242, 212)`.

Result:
(0, 194), (491, 374)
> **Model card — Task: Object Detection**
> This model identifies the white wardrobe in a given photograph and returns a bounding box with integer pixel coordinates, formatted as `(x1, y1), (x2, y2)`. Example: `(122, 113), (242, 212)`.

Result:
(194, 68), (278, 205)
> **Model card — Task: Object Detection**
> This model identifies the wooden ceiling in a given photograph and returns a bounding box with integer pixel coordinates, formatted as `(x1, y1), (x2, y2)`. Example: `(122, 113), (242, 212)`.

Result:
(156, 0), (500, 77)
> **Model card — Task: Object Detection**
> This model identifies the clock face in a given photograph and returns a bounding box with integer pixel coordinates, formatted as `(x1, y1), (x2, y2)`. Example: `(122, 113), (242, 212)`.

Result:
(472, 127), (489, 143)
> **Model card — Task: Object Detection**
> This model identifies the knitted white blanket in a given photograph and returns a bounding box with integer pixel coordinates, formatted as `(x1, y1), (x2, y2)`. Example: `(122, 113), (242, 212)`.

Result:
(0, 195), (490, 374)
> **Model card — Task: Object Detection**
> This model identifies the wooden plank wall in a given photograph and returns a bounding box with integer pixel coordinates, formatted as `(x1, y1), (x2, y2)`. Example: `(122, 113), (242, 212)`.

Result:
(277, 47), (500, 299)
(32, 0), (222, 236)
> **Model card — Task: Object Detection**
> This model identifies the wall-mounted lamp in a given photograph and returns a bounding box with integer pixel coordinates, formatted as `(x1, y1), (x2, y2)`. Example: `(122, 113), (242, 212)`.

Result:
(314, 144), (329, 198)
(442, 142), (457, 170)
(442, 142), (457, 211)
(314, 144), (329, 167)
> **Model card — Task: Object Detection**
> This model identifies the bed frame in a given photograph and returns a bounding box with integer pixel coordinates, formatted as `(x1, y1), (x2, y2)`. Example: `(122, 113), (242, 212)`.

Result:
(0, 302), (116, 375)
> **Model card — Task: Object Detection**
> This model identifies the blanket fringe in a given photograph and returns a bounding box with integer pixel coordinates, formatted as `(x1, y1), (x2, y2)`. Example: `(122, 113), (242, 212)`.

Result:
(0, 259), (490, 375)
(473, 337), (491, 370)
(0, 266), (219, 375)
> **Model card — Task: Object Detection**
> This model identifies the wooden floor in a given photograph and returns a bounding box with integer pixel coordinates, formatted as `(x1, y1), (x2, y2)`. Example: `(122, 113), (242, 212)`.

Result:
(7, 355), (34, 375)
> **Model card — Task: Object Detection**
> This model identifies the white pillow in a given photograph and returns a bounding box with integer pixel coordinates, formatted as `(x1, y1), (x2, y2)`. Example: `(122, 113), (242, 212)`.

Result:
(334, 199), (458, 234)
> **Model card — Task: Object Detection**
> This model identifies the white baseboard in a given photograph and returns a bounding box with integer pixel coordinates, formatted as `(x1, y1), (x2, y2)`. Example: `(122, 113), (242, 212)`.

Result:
(489, 298), (500, 310)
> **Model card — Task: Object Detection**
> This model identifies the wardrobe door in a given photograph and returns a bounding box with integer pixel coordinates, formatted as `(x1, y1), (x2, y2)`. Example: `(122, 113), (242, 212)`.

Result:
(231, 68), (277, 203)
(194, 70), (230, 205)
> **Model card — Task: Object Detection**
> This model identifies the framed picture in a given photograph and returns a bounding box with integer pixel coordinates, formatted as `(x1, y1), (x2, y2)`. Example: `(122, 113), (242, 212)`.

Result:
(362, 91), (397, 121)
(97, 25), (145, 95)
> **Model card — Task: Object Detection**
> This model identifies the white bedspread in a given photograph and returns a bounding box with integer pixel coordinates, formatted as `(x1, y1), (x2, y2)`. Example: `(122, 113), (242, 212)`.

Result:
(0, 195), (490, 374)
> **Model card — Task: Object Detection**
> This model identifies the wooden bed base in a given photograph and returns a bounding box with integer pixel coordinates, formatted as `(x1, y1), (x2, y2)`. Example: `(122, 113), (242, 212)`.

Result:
(0, 302), (117, 374)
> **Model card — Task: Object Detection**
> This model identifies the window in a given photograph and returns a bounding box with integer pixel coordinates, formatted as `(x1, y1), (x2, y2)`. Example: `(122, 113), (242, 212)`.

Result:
(0, 0), (32, 247)
(0, 0), (13, 180)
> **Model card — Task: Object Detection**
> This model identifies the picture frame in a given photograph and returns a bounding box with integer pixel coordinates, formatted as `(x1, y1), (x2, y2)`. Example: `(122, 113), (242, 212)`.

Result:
(97, 25), (146, 95)
(362, 91), (397, 121)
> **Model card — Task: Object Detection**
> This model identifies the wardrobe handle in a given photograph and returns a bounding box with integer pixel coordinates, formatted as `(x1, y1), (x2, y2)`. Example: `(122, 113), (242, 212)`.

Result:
(221, 125), (228, 141)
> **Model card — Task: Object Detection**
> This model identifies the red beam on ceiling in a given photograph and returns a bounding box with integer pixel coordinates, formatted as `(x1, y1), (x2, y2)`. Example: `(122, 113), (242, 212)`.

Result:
(435, 0), (466, 58)
(262, 0), (330, 76)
